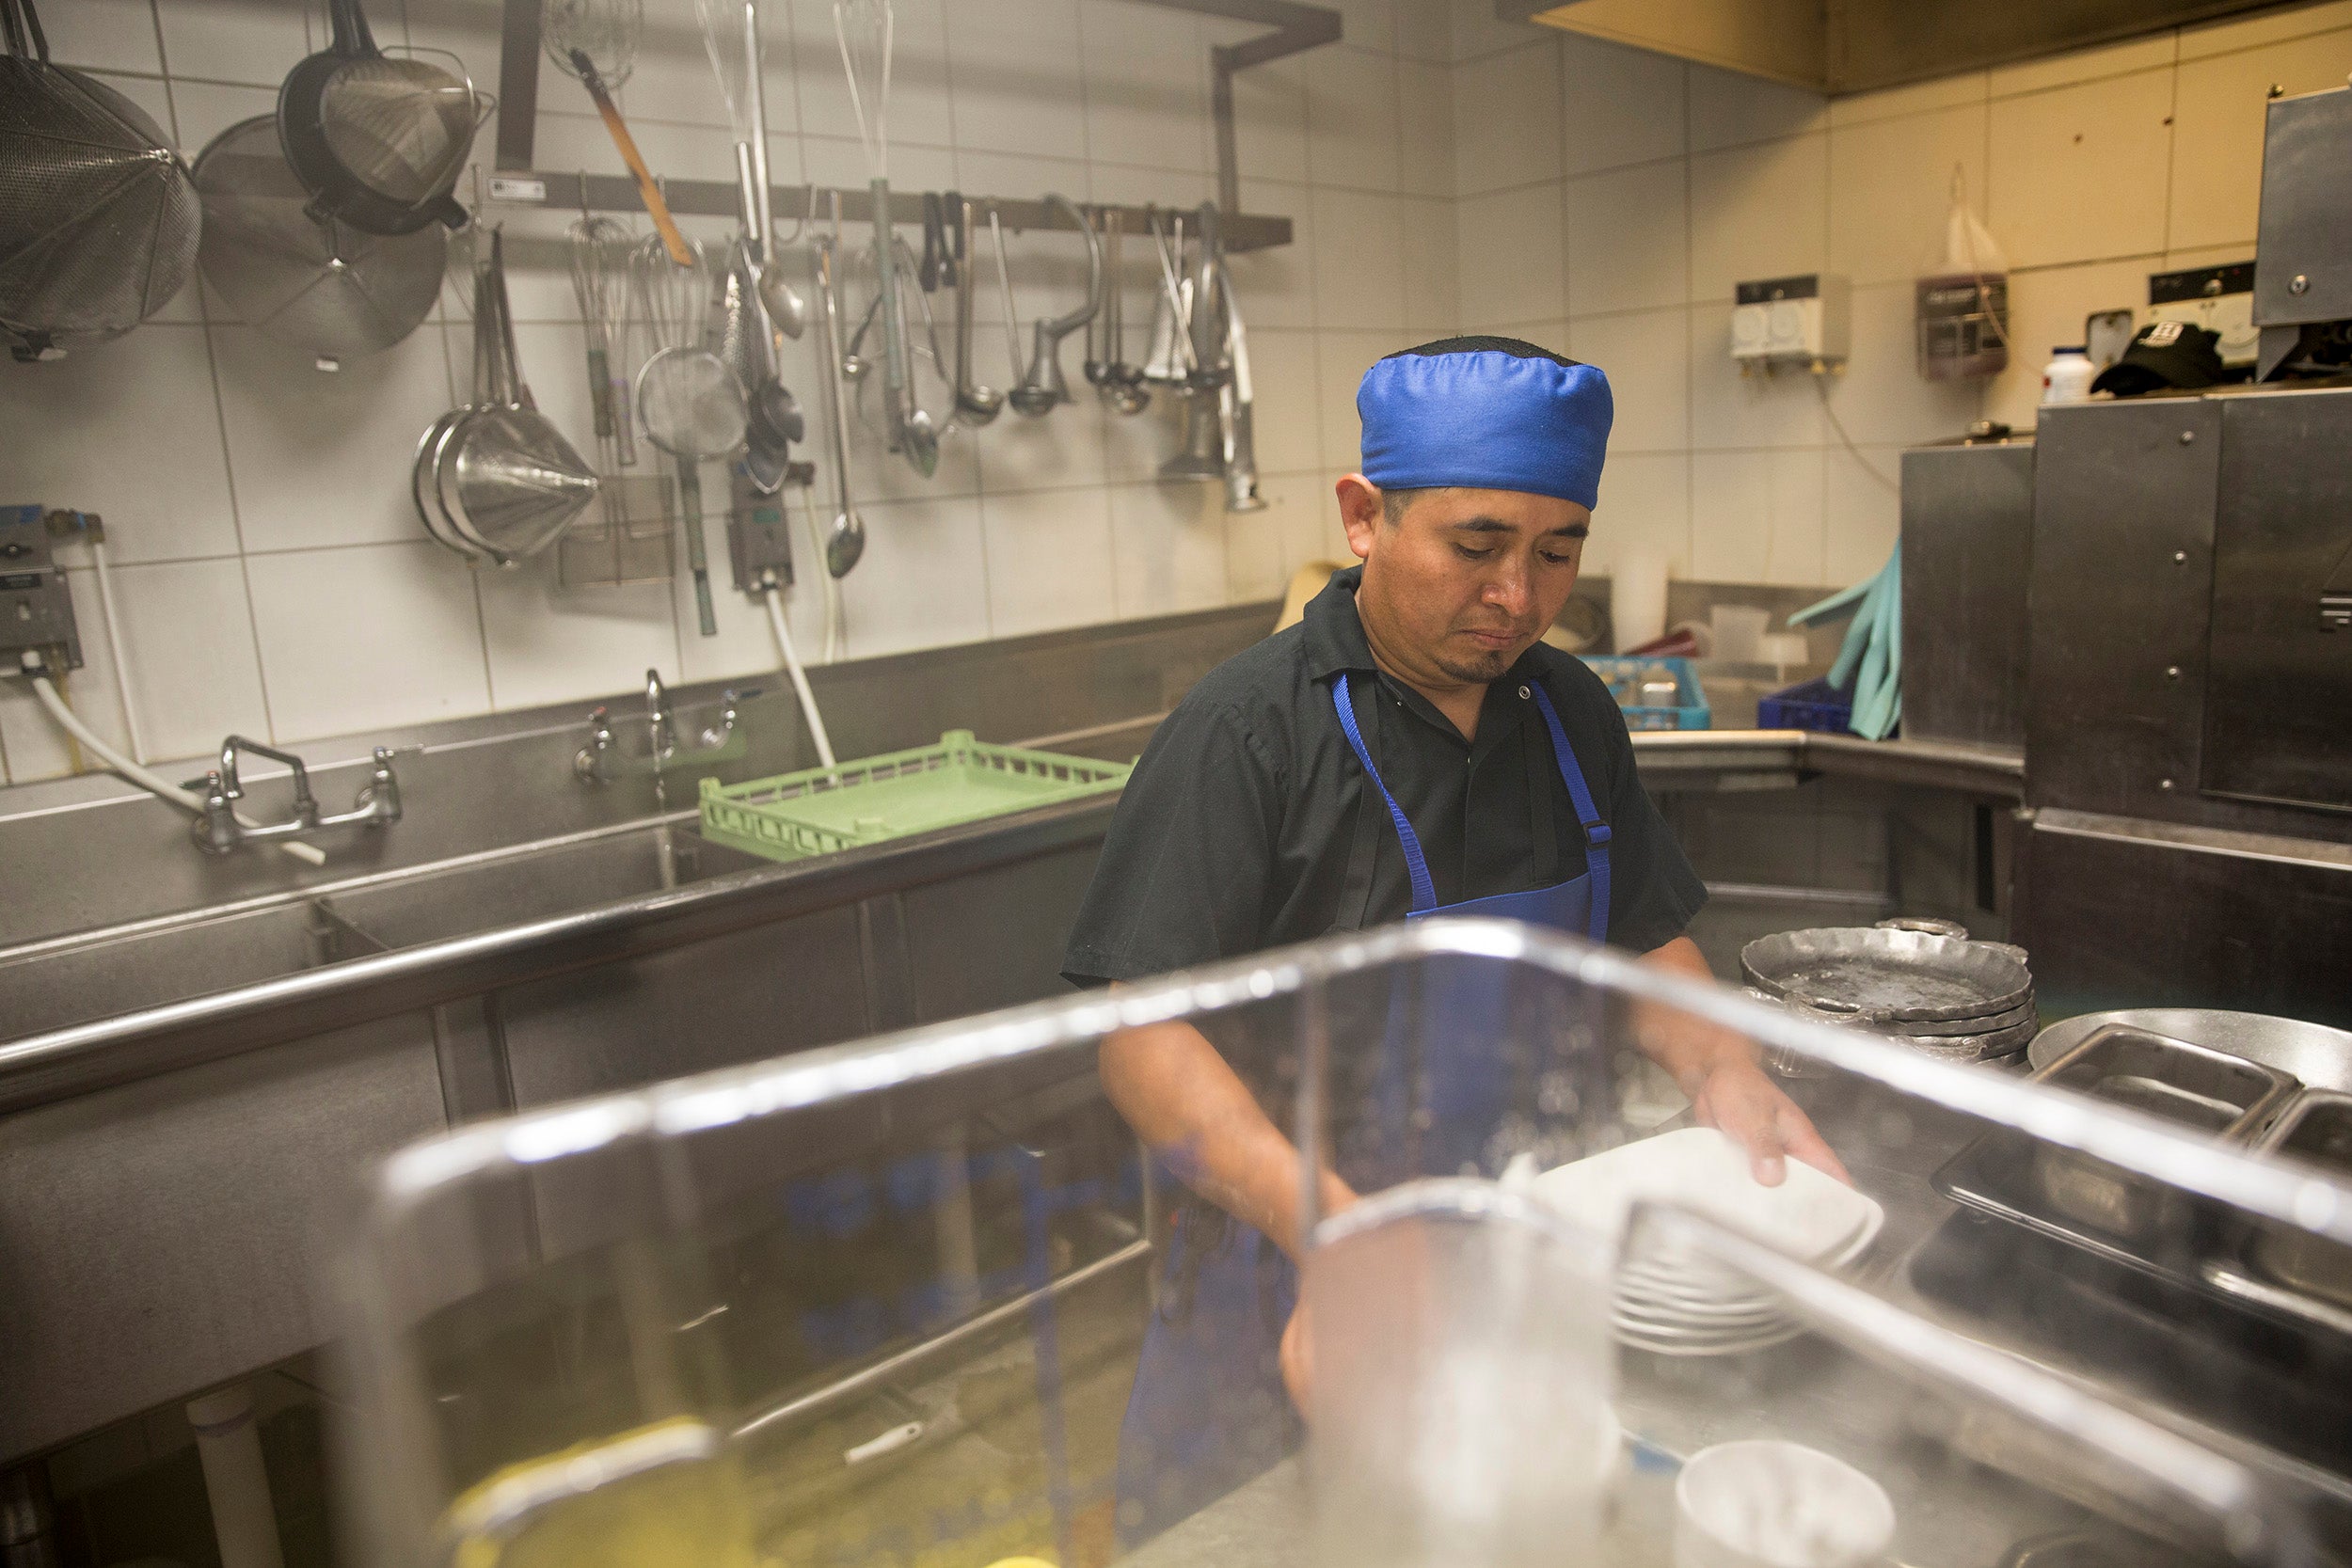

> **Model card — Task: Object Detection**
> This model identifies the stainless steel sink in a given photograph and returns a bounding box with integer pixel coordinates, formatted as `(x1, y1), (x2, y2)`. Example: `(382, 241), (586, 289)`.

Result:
(0, 821), (770, 1047)
(321, 820), (767, 950)
(0, 899), (384, 1041)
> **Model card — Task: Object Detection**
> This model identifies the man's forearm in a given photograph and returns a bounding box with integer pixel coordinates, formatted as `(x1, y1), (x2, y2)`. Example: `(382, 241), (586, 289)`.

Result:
(1634, 934), (1757, 1096)
(1098, 1019), (1354, 1260)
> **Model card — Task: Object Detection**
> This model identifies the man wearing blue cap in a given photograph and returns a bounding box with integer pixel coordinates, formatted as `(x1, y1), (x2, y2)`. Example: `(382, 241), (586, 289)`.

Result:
(1062, 337), (1842, 1544)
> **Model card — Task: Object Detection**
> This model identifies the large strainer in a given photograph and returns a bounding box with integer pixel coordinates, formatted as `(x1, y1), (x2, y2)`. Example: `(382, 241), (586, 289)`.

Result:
(278, 0), (486, 235)
(0, 0), (200, 357)
(438, 230), (600, 559)
(192, 116), (443, 367)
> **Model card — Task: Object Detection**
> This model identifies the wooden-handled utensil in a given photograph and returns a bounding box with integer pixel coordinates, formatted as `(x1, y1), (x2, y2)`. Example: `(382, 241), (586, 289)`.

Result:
(570, 48), (695, 268)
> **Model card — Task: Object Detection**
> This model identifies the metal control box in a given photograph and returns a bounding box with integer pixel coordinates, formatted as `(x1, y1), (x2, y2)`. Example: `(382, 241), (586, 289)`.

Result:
(0, 506), (83, 672)
(1899, 439), (2034, 750)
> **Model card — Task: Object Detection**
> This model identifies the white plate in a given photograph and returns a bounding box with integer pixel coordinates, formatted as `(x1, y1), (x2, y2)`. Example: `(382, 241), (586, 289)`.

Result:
(1617, 1208), (1883, 1317)
(1532, 1129), (1883, 1267)
(1617, 1320), (1804, 1358)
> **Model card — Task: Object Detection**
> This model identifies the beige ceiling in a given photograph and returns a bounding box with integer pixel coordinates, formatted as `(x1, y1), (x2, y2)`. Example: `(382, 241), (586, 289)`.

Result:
(1513, 0), (2299, 94)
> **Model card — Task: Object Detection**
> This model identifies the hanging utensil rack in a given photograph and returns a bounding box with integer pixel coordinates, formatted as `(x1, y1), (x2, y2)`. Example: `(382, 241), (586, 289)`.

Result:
(485, 0), (1334, 252)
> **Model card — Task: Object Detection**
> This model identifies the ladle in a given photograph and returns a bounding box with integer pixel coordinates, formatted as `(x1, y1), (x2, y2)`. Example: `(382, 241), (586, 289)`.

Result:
(950, 196), (1004, 426)
(1102, 208), (1149, 415)
(1009, 194), (1102, 419)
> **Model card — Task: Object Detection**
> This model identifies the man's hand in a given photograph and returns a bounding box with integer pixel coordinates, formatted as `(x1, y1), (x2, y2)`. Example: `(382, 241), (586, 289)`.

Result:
(1279, 1300), (1313, 1418)
(1687, 1054), (1849, 1187)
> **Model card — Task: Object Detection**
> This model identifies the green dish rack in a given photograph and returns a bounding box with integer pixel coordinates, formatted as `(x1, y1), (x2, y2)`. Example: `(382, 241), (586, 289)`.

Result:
(699, 730), (1135, 863)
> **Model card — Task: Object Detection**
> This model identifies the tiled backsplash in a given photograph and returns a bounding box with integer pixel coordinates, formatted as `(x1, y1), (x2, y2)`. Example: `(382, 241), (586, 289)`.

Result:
(1447, 0), (2352, 590)
(4, 0), (2348, 785)
(0, 0), (1460, 783)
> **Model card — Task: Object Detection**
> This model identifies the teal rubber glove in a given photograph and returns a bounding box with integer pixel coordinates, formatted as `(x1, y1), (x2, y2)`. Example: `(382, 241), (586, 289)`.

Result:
(1791, 544), (1901, 740)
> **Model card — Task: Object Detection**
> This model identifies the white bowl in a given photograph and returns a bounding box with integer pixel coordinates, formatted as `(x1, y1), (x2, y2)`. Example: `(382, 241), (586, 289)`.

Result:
(1674, 1439), (1895, 1568)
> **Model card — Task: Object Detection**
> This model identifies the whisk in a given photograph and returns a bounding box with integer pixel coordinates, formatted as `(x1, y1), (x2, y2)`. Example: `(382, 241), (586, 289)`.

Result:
(568, 214), (637, 471)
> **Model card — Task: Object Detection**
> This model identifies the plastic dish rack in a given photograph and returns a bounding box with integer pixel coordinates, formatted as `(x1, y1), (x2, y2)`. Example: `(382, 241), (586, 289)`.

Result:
(699, 729), (1134, 863)
(1580, 655), (1711, 731)
(1756, 675), (1855, 734)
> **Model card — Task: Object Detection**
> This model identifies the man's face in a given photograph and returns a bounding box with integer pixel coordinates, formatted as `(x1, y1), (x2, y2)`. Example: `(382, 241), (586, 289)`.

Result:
(1343, 483), (1591, 685)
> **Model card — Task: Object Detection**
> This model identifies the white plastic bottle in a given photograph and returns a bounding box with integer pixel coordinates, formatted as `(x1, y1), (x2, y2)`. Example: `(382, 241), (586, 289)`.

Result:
(2041, 345), (2095, 405)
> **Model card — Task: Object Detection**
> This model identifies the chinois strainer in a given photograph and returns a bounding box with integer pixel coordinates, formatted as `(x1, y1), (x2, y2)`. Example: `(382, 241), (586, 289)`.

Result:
(278, 0), (487, 235)
(440, 230), (600, 559)
(0, 0), (201, 357)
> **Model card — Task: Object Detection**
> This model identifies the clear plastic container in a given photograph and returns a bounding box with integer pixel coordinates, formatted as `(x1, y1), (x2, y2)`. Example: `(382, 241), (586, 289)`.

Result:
(333, 920), (2352, 1568)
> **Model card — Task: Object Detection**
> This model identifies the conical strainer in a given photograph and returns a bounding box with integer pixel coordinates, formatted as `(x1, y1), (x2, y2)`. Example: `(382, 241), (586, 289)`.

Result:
(0, 0), (201, 356)
(278, 0), (485, 235)
(440, 230), (599, 558)
(193, 116), (443, 366)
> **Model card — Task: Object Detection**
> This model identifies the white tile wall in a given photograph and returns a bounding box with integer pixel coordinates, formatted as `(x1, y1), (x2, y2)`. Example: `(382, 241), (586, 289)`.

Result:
(7, 0), (2346, 784)
(1450, 0), (2352, 635)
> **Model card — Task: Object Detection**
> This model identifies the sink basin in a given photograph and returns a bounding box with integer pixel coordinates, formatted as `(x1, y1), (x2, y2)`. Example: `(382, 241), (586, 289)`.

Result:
(322, 821), (767, 951)
(0, 899), (383, 1042)
(0, 822), (770, 1047)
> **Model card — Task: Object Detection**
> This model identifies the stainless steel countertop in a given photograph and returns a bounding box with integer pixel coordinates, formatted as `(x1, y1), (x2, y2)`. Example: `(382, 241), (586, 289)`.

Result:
(0, 729), (2020, 1115)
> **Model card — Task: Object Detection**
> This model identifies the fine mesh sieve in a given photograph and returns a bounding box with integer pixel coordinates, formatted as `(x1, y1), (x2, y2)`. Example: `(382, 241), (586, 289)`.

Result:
(278, 0), (485, 235)
(543, 0), (643, 89)
(193, 116), (444, 366)
(633, 236), (745, 461)
(0, 0), (201, 356)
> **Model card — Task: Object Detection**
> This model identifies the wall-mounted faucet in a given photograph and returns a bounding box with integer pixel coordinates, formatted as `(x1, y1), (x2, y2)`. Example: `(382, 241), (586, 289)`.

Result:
(189, 738), (401, 856)
(575, 670), (753, 784)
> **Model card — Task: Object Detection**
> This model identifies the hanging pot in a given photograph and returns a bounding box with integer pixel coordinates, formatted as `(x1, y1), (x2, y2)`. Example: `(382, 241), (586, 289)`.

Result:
(277, 0), (485, 236)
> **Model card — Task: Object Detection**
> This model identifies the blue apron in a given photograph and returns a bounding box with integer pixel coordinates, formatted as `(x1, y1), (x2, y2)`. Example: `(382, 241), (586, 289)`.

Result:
(1113, 672), (1613, 1546)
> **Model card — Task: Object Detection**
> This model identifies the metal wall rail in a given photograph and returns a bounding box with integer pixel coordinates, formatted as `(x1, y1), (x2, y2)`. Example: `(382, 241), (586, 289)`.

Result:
(491, 0), (1340, 247)
(0, 795), (1117, 1117)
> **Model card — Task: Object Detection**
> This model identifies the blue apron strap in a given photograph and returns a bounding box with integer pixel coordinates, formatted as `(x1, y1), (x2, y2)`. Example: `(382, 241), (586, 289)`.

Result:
(1331, 673), (1438, 914)
(1528, 684), (1611, 944)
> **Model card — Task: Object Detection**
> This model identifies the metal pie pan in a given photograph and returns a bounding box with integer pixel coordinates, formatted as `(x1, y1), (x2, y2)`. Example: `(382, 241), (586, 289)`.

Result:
(1887, 996), (2037, 1038)
(1742, 927), (2034, 1022)
(1873, 1013), (2039, 1062)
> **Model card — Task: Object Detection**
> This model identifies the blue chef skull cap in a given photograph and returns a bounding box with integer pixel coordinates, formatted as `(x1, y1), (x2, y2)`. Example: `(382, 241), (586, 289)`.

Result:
(1357, 336), (1614, 510)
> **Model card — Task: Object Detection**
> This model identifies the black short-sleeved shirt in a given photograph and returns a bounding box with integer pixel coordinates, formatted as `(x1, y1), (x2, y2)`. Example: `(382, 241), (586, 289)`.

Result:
(1062, 566), (1707, 986)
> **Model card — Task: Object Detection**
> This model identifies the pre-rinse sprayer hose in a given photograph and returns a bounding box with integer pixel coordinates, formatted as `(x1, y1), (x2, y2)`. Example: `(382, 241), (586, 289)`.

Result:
(20, 651), (328, 865)
(763, 584), (837, 770)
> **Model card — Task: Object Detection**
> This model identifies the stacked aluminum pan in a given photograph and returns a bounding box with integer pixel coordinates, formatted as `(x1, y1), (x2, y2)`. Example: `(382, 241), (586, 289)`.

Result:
(1742, 919), (2036, 1065)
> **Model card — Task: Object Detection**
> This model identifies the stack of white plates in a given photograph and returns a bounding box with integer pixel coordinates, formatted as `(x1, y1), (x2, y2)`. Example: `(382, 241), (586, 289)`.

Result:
(1531, 1128), (1884, 1357)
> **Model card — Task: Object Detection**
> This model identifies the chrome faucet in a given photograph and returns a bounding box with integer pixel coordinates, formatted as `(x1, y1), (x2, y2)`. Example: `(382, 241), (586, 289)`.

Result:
(189, 738), (401, 855)
(576, 670), (754, 784)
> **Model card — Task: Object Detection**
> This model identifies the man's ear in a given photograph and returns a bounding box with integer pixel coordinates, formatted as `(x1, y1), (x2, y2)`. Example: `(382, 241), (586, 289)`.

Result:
(1335, 473), (1381, 563)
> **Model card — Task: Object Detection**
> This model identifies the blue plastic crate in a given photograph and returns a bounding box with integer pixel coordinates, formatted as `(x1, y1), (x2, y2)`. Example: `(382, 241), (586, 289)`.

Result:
(1580, 655), (1711, 731)
(1756, 675), (1854, 734)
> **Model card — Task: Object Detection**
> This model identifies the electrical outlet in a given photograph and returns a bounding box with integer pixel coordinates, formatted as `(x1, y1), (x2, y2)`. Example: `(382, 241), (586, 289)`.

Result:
(0, 506), (83, 673)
